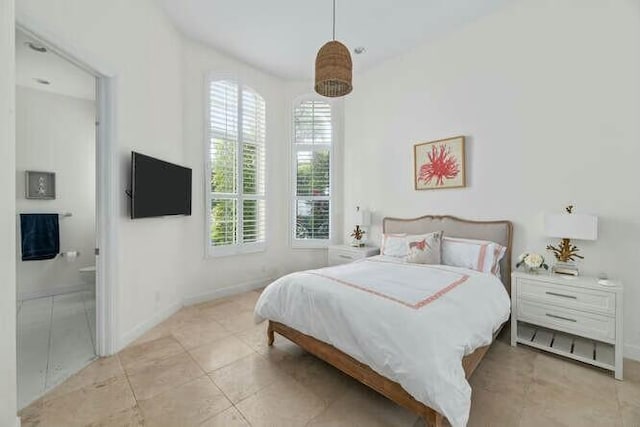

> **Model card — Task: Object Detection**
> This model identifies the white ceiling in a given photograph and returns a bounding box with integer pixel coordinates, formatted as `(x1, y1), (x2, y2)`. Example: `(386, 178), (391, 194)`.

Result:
(16, 30), (96, 101)
(159, 0), (510, 80)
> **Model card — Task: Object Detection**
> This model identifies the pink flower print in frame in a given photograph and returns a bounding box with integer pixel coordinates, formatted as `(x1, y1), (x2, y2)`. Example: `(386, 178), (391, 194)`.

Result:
(414, 136), (466, 190)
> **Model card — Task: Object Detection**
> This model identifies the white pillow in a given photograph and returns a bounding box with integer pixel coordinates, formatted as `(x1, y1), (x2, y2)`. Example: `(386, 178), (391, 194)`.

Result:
(406, 231), (443, 265)
(442, 237), (506, 273)
(380, 233), (408, 258)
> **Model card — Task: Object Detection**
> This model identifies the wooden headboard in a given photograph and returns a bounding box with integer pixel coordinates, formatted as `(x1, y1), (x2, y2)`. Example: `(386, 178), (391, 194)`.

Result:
(382, 215), (513, 294)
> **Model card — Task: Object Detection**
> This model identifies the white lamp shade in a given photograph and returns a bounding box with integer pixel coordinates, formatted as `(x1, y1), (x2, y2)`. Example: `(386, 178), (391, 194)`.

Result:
(356, 208), (371, 226)
(544, 213), (598, 241)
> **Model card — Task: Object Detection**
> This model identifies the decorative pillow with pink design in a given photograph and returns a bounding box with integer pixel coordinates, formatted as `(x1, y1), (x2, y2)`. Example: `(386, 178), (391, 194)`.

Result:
(406, 231), (443, 265)
(442, 237), (506, 274)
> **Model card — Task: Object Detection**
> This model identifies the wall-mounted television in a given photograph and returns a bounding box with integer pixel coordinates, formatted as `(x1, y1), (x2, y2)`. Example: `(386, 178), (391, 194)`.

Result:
(131, 152), (192, 219)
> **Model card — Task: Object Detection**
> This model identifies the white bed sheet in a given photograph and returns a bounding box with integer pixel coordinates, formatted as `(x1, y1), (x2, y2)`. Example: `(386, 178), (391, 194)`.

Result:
(254, 256), (510, 427)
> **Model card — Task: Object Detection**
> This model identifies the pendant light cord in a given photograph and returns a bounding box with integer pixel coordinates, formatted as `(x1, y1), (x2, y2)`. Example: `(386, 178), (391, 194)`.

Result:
(332, 0), (336, 40)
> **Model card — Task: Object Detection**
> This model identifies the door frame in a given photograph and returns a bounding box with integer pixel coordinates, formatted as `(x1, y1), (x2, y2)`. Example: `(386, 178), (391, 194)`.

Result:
(16, 23), (118, 356)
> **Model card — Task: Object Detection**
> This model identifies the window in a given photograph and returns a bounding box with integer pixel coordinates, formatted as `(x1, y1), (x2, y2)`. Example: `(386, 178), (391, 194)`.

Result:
(292, 99), (333, 247)
(208, 79), (266, 255)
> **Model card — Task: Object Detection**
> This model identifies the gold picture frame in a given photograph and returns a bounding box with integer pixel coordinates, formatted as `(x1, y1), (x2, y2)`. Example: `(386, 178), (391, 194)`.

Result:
(413, 136), (466, 190)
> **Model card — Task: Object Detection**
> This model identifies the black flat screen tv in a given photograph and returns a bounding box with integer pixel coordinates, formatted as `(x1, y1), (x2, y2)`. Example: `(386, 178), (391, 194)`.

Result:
(131, 152), (192, 219)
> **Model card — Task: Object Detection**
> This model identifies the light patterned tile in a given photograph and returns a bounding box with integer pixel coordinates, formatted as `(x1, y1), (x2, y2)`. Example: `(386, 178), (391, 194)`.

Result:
(86, 405), (145, 427)
(470, 344), (534, 399)
(209, 352), (289, 403)
(171, 317), (231, 350)
(519, 377), (622, 427)
(43, 356), (123, 400)
(272, 352), (354, 406)
(307, 381), (417, 427)
(236, 378), (326, 427)
(216, 310), (257, 334)
(188, 335), (255, 372)
(617, 376), (640, 406)
(127, 351), (204, 401)
(46, 299), (96, 389)
(236, 322), (270, 353)
(229, 290), (262, 310)
(138, 376), (231, 426)
(624, 358), (640, 383)
(196, 299), (251, 322)
(533, 352), (617, 396)
(131, 320), (173, 346)
(467, 385), (524, 427)
(200, 406), (250, 427)
(27, 376), (136, 427)
(17, 297), (52, 409)
(118, 336), (184, 373)
(621, 402), (640, 427)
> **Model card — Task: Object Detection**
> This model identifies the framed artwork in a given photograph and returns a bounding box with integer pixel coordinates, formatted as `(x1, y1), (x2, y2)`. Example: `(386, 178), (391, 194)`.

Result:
(414, 136), (466, 190)
(25, 171), (56, 199)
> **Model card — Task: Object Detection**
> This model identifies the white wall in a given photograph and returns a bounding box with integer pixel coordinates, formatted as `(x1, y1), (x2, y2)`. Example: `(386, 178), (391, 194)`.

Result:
(0, 0), (18, 424)
(17, 0), (186, 348)
(181, 42), (328, 303)
(16, 87), (96, 299)
(343, 0), (640, 359)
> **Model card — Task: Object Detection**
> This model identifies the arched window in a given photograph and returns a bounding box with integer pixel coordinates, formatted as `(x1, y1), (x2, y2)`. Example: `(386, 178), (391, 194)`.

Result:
(208, 80), (266, 255)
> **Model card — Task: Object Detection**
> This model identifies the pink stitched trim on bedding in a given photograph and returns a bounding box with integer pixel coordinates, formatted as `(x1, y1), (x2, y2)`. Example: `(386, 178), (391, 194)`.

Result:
(476, 244), (488, 272)
(491, 246), (503, 275)
(306, 271), (469, 310)
(444, 237), (489, 272)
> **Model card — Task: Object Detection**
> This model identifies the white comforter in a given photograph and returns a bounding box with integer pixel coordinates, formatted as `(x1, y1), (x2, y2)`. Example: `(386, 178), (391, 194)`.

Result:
(254, 256), (510, 427)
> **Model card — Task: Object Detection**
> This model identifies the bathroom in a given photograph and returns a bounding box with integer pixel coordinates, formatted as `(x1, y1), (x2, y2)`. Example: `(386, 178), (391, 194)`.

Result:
(15, 29), (97, 409)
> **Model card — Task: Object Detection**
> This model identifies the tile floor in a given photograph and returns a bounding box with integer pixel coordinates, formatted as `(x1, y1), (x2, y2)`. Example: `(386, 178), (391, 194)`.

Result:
(17, 290), (96, 409)
(19, 289), (640, 426)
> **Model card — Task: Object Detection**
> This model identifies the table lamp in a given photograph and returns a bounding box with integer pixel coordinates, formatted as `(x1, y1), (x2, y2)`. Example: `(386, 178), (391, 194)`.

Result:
(544, 205), (597, 276)
(351, 206), (371, 247)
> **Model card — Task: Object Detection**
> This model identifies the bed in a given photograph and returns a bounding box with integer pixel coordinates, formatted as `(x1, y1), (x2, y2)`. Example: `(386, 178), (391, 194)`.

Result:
(254, 215), (513, 427)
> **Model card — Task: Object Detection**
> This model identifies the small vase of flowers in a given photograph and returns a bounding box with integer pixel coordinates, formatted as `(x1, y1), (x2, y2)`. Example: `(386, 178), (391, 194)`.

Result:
(516, 252), (549, 274)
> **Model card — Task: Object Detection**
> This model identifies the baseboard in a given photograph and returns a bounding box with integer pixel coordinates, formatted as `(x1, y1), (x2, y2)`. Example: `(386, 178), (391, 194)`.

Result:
(117, 301), (182, 351)
(19, 283), (93, 301)
(625, 343), (640, 362)
(182, 276), (275, 307)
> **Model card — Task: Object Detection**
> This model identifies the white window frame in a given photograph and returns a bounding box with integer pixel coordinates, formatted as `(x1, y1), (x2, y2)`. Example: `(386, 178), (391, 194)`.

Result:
(290, 95), (339, 249)
(205, 76), (267, 257)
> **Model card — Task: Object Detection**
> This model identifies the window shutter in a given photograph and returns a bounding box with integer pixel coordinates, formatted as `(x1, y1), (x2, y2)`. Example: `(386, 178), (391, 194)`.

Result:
(294, 101), (332, 145)
(209, 80), (266, 252)
(241, 87), (266, 244)
(293, 100), (332, 243)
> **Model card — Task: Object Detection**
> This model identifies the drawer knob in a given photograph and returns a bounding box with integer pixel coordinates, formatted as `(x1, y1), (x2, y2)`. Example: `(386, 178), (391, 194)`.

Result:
(545, 291), (577, 300)
(545, 313), (577, 323)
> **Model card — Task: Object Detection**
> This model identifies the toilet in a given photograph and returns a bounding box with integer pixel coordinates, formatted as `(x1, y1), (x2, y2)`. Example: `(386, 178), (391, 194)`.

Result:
(79, 266), (96, 285)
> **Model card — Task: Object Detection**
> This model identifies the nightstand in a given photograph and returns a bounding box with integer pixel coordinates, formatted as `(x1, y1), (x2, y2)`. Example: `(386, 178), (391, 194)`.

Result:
(328, 244), (380, 266)
(511, 271), (623, 379)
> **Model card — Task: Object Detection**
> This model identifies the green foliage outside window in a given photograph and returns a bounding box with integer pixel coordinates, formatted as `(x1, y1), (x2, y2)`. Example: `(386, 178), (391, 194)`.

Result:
(296, 150), (330, 239)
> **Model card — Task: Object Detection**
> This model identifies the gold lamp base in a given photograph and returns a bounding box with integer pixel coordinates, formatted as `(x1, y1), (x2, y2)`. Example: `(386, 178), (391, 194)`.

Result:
(546, 238), (584, 263)
(547, 238), (583, 276)
(350, 225), (365, 247)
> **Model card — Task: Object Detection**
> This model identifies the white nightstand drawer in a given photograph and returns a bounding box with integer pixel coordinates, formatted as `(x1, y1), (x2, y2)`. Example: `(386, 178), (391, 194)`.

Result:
(328, 250), (362, 266)
(518, 279), (615, 315)
(328, 245), (379, 267)
(517, 300), (615, 343)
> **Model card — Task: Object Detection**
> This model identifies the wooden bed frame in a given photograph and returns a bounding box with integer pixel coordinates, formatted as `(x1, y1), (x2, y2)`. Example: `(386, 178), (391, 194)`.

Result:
(266, 215), (513, 427)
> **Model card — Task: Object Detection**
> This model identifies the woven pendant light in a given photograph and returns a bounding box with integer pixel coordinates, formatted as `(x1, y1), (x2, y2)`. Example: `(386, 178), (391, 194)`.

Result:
(315, 0), (352, 97)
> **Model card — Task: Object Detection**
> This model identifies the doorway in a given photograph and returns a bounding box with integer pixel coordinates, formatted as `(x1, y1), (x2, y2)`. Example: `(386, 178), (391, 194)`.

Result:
(14, 25), (116, 409)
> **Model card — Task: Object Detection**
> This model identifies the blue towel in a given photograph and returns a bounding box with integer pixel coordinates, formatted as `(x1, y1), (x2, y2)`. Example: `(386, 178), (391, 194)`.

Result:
(20, 214), (60, 261)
